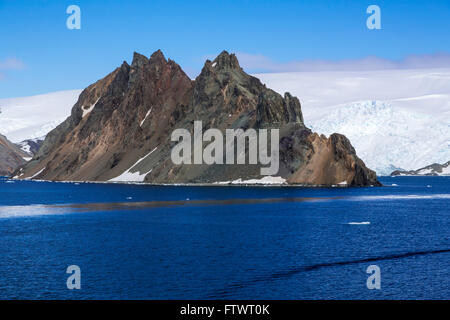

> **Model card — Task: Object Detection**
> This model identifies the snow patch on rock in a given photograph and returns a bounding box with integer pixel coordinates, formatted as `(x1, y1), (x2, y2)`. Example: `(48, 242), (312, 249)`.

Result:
(29, 167), (45, 179)
(109, 147), (157, 182)
(82, 98), (100, 118)
(442, 165), (450, 175)
(140, 107), (152, 127)
(216, 176), (287, 185)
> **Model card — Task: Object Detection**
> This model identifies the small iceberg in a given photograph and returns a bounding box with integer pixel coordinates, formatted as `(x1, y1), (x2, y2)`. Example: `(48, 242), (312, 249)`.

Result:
(347, 221), (371, 225)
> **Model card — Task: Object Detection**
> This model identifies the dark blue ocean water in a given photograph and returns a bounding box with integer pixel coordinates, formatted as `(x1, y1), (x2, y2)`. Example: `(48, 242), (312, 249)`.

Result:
(0, 176), (448, 299)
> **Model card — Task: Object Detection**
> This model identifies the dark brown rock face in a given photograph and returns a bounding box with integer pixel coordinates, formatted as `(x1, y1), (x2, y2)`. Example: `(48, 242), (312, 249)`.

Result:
(17, 50), (380, 186)
(0, 134), (28, 176)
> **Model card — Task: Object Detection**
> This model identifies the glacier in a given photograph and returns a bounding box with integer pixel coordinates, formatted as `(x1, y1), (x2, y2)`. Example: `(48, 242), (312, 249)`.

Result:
(257, 68), (450, 176)
(0, 90), (81, 143)
(307, 100), (450, 175)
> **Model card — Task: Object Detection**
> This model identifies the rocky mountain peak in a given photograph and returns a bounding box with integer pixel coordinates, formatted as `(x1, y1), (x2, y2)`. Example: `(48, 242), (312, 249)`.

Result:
(213, 50), (241, 70)
(200, 51), (242, 75)
(192, 50), (305, 127)
(149, 49), (167, 66)
(129, 50), (170, 80)
(131, 52), (149, 69)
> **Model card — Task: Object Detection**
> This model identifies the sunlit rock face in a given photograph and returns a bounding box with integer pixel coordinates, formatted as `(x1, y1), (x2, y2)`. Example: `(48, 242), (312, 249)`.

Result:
(16, 50), (379, 186)
(0, 134), (28, 176)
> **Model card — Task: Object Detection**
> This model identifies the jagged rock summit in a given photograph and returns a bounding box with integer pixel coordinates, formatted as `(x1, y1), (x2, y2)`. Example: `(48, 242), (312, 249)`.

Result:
(15, 50), (380, 186)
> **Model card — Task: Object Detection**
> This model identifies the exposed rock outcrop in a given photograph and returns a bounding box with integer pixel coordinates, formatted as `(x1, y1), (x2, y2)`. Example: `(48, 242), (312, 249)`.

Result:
(0, 134), (28, 176)
(15, 137), (44, 156)
(15, 50), (380, 186)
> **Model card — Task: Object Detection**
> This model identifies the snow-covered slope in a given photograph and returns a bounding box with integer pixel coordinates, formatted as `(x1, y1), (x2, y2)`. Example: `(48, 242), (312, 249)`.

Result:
(307, 101), (449, 175)
(0, 90), (81, 142)
(256, 68), (450, 176)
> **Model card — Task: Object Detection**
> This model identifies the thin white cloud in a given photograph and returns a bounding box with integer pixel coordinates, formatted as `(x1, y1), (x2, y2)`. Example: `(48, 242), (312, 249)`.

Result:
(0, 58), (25, 81)
(0, 58), (25, 70)
(233, 52), (450, 73)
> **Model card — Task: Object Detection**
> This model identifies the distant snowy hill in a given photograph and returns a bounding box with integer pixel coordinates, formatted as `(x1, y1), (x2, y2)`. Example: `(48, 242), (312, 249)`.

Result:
(257, 68), (450, 176)
(15, 137), (45, 156)
(0, 90), (81, 142)
(391, 160), (450, 176)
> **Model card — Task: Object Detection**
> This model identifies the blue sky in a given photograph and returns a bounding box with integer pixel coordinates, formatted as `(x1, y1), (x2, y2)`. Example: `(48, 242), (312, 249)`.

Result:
(0, 0), (449, 98)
